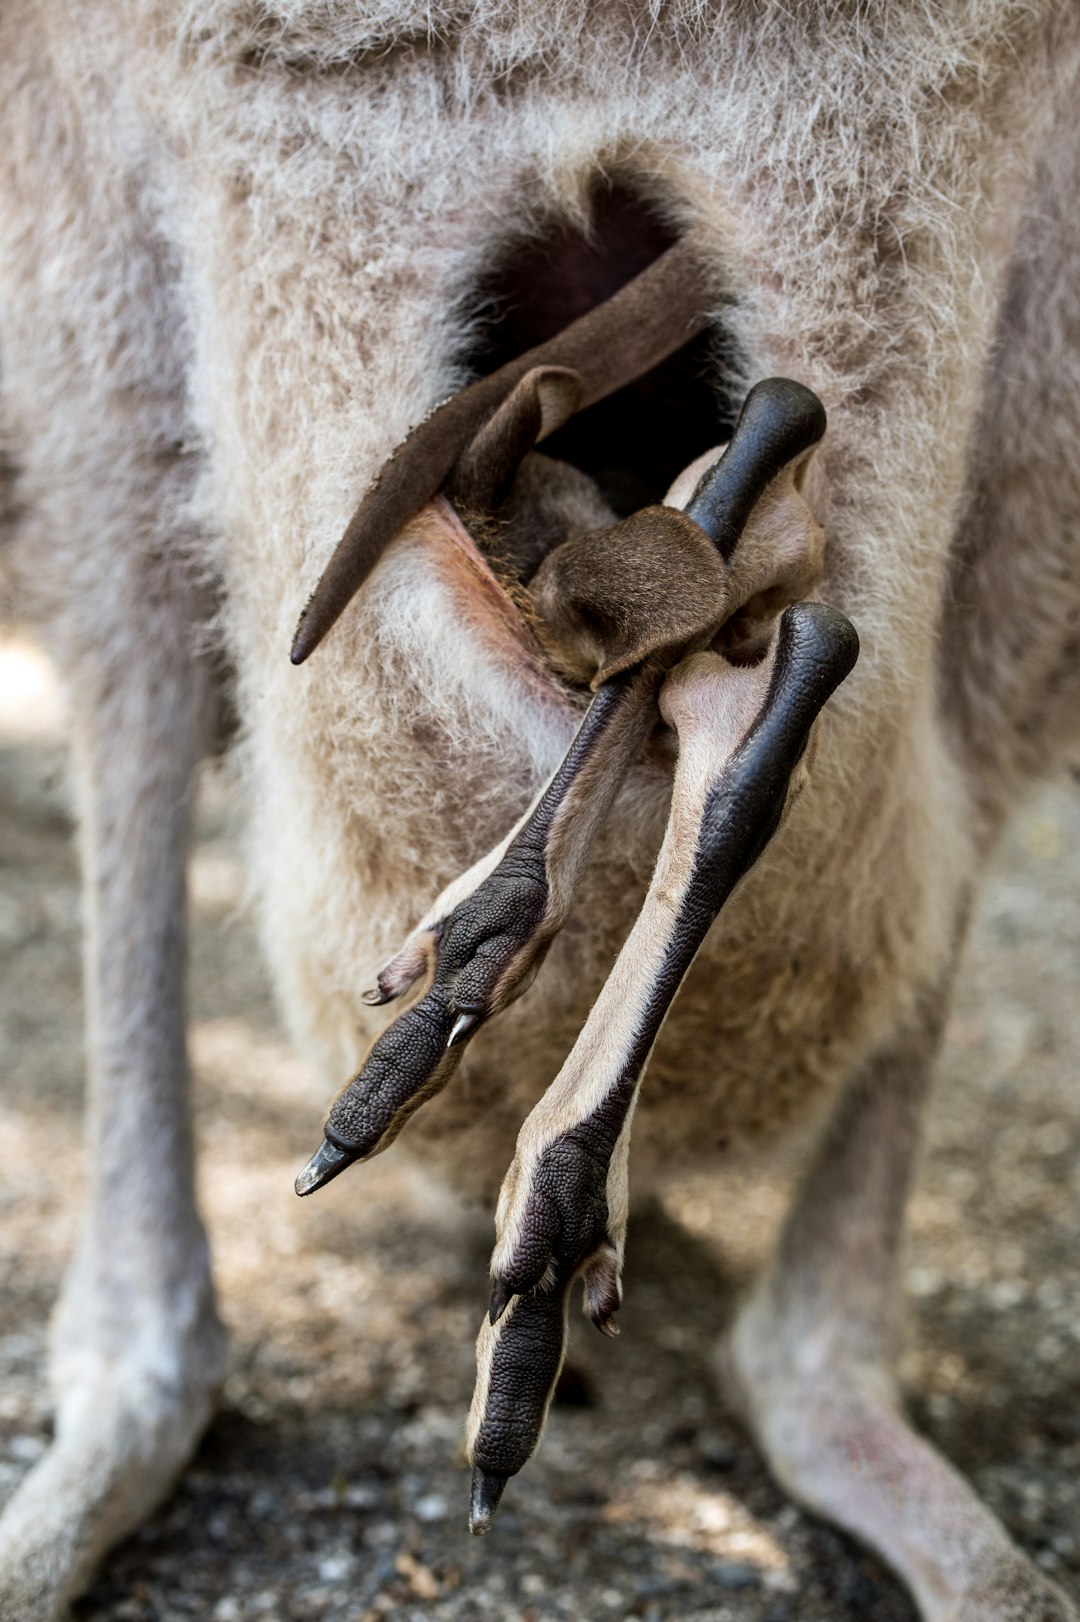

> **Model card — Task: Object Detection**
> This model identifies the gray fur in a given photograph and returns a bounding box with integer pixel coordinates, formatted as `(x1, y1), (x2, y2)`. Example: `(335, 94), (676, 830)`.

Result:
(1, 2), (1079, 1617)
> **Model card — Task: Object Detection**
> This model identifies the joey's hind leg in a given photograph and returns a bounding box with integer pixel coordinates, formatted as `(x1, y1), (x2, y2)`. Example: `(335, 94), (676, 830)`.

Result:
(723, 988), (1077, 1621)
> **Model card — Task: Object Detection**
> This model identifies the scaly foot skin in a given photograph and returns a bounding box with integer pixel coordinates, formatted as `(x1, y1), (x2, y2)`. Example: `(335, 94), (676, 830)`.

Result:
(296, 380), (830, 1196)
(295, 664), (661, 1193)
(466, 602), (860, 1530)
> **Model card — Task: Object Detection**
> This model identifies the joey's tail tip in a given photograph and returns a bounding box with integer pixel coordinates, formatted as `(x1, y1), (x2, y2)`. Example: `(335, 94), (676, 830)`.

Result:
(469, 1467), (508, 1535)
(294, 1136), (354, 1196)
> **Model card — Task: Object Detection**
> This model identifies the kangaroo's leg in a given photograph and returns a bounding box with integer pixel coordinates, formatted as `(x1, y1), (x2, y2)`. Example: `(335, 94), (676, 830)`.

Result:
(724, 986), (1077, 1621)
(0, 56), (226, 1622)
(0, 556), (226, 1622)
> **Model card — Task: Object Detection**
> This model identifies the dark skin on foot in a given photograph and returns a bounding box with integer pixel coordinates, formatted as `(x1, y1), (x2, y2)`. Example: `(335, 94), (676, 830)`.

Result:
(466, 603), (858, 1530)
(296, 379), (830, 1194)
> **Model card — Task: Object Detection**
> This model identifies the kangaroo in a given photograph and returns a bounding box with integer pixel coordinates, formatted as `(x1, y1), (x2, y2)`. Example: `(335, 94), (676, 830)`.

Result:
(1, 2), (1078, 1618)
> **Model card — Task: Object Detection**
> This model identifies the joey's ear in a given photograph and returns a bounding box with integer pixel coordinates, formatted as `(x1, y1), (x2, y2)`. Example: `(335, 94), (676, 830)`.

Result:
(290, 239), (712, 663)
(446, 365), (583, 513)
(663, 443), (727, 512)
(528, 378), (829, 688)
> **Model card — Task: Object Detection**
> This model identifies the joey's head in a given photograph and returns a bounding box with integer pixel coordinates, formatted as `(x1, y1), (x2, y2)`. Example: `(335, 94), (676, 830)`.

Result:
(291, 208), (829, 707)
(289, 183), (725, 669)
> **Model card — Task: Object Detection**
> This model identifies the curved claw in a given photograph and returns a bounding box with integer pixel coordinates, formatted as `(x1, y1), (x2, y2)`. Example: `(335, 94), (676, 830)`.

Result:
(294, 1136), (354, 1197)
(469, 1466), (508, 1536)
(488, 1276), (514, 1325)
(447, 1010), (483, 1049)
(466, 603), (859, 1507)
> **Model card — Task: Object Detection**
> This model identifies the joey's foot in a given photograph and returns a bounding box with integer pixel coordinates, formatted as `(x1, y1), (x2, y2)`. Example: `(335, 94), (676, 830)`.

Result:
(295, 854), (550, 1189)
(464, 605), (860, 1526)
(296, 666), (658, 1194)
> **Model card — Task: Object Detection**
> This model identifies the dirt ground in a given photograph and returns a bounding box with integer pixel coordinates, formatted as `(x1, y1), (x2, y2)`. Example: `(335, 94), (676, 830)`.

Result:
(1, 623), (1078, 1622)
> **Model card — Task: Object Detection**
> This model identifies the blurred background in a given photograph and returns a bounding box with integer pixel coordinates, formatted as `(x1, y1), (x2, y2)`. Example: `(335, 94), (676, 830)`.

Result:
(1, 619), (1078, 1622)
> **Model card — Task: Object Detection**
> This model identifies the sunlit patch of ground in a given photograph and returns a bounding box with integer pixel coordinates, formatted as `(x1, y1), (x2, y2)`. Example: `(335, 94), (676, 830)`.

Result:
(1, 624), (1077, 1621)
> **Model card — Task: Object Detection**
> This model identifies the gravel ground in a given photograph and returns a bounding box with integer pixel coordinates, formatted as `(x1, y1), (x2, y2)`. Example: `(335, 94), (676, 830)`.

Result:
(1, 624), (1078, 1622)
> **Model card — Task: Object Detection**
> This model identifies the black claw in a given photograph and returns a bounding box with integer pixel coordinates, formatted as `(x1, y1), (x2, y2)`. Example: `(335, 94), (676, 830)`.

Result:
(447, 1010), (482, 1049)
(489, 1277), (514, 1324)
(469, 1467), (508, 1535)
(294, 1136), (355, 1196)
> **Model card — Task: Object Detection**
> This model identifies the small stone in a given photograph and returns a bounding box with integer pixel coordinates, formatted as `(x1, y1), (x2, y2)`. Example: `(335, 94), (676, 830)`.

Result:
(395, 1551), (439, 1601)
(316, 1553), (354, 1583)
(1034, 1122), (1072, 1157)
(633, 1575), (682, 1598)
(366, 1520), (399, 1546)
(990, 1280), (1026, 1310)
(710, 1560), (758, 1591)
(413, 1492), (448, 1523)
(699, 1438), (736, 1472)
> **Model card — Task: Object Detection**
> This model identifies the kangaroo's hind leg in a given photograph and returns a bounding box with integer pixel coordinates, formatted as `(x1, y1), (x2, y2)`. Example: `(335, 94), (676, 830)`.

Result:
(723, 983), (1077, 1621)
(0, 557), (228, 1622)
(0, 49), (227, 1622)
